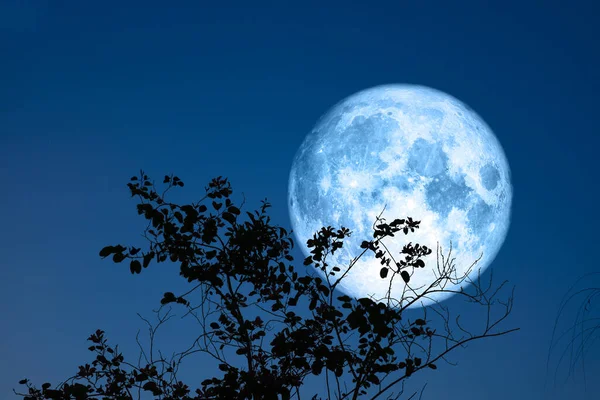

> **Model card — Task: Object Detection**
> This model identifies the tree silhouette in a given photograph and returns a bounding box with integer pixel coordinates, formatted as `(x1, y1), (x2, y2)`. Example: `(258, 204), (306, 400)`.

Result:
(547, 272), (600, 390)
(16, 172), (518, 400)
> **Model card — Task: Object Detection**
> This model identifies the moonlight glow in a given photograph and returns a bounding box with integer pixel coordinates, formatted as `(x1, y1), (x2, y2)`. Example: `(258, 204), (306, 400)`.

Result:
(288, 85), (512, 308)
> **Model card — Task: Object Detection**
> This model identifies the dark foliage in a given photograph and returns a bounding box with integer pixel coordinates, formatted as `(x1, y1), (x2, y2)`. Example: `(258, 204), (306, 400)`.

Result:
(16, 172), (518, 400)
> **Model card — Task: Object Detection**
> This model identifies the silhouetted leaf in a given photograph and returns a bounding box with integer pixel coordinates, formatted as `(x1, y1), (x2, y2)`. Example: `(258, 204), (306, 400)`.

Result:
(99, 246), (114, 258)
(380, 267), (389, 279)
(143, 381), (161, 395)
(401, 270), (410, 283)
(309, 297), (317, 311)
(134, 372), (148, 382)
(160, 292), (176, 305)
(130, 260), (142, 274)
(222, 212), (235, 224)
(143, 252), (153, 268)
(311, 359), (323, 375)
(174, 211), (183, 223)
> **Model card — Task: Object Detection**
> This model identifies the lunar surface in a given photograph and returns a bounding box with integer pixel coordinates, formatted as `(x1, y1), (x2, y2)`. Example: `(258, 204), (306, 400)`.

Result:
(288, 85), (512, 308)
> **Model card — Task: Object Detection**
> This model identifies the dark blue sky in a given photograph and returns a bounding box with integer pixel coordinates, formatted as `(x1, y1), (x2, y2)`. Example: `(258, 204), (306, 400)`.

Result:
(1, 1), (599, 399)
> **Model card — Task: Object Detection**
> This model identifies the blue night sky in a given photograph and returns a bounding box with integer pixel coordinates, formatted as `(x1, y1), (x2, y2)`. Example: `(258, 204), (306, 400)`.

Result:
(1, 1), (599, 399)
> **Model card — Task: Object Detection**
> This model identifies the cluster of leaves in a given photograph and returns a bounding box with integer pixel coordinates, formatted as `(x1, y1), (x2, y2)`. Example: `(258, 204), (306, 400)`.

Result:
(16, 172), (517, 400)
(360, 216), (432, 285)
(17, 329), (192, 400)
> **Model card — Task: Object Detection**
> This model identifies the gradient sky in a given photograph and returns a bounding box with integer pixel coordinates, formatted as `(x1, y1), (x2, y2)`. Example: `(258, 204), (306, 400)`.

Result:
(1, 1), (599, 399)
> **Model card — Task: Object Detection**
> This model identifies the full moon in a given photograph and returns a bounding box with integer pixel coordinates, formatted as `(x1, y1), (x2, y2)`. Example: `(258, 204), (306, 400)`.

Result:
(288, 84), (512, 308)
